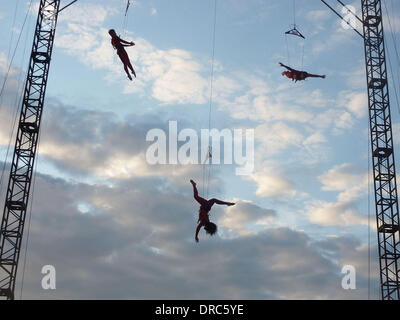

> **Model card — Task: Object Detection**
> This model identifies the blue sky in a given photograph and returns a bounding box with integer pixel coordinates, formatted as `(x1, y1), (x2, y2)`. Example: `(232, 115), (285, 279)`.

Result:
(0, 0), (399, 299)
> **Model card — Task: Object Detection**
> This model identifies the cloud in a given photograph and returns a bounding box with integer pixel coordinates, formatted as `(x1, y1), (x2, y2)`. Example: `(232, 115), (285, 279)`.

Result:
(311, 26), (358, 55)
(0, 0), (380, 299)
(146, 49), (209, 104)
(318, 163), (367, 203)
(217, 200), (276, 237)
(342, 65), (366, 89)
(0, 51), (20, 80)
(307, 9), (331, 24)
(58, 3), (118, 27)
(306, 163), (369, 227)
(36, 101), (209, 183)
(383, 10), (400, 34)
(16, 172), (376, 299)
(249, 168), (298, 199)
(307, 200), (368, 227)
(56, 19), (210, 105)
(304, 132), (327, 145)
(255, 122), (304, 155)
(338, 91), (367, 118)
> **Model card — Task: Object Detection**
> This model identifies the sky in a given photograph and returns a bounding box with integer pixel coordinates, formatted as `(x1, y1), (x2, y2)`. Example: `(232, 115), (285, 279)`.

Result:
(0, 0), (399, 300)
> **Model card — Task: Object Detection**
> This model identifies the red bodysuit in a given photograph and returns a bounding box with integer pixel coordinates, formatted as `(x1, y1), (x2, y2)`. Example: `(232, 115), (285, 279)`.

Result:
(111, 36), (124, 53)
(198, 209), (210, 224)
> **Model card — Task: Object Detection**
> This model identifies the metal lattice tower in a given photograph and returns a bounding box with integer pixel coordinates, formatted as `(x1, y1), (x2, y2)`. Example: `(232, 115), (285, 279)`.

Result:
(362, 0), (400, 300)
(0, 0), (60, 300)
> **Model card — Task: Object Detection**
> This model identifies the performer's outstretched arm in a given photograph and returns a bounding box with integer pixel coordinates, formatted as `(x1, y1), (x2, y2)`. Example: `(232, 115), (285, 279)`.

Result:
(279, 62), (294, 72)
(195, 223), (202, 242)
(209, 198), (235, 206)
(306, 73), (326, 79)
(119, 37), (135, 46)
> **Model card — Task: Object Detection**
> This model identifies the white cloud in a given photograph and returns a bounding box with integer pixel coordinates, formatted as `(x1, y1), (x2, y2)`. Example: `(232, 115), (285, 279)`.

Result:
(21, 171), (374, 299)
(318, 163), (368, 203)
(58, 3), (118, 27)
(342, 65), (366, 89)
(218, 200), (276, 237)
(56, 15), (210, 105)
(296, 89), (334, 108)
(312, 26), (358, 55)
(335, 111), (354, 130)
(339, 91), (367, 118)
(304, 132), (327, 146)
(249, 168), (298, 199)
(255, 122), (304, 155)
(306, 9), (330, 24)
(307, 200), (368, 227)
(149, 49), (209, 104)
(306, 163), (369, 227)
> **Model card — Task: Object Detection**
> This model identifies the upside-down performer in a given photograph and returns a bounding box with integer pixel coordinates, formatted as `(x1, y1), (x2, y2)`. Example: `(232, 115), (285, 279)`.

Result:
(280, 62), (326, 82)
(108, 29), (136, 81)
(190, 180), (235, 243)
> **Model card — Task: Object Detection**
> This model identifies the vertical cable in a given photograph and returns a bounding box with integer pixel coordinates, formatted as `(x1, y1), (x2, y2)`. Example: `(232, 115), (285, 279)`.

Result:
(285, 34), (291, 66)
(293, 0), (296, 26)
(203, 0), (217, 198)
(368, 119), (371, 300)
(0, 0), (34, 111)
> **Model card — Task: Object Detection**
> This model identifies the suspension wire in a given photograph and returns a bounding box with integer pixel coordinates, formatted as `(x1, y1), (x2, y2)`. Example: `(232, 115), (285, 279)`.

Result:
(6, 0), (21, 63)
(0, 2), (33, 194)
(206, 149), (213, 198)
(0, 71), (26, 194)
(202, 0), (217, 198)
(383, 0), (400, 69)
(293, 0), (296, 26)
(336, 0), (363, 24)
(0, 0), (34, 109)
(381, 0), (399, 300)
(383, 0), (400, 116)
(2, 5), (34, 297)
(121, 0), (131, 38)
(384, 0), (400, 124)
(285, 34), (291, 65)
(386, 45), (400, 116)
(367, 119), (371, 300)
(390, 0), (400, 95)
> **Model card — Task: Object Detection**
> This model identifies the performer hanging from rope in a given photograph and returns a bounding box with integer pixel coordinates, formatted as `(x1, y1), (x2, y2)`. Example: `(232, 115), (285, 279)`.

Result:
(108, 29), (136, 80)
(190, 179), (235, 243)
(279, 62), (325, 82)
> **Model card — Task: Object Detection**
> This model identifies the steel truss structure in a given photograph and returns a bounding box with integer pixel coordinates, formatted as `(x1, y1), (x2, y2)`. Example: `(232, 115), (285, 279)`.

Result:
(0, 0), (60, 300)
(362, 0), (400, 300)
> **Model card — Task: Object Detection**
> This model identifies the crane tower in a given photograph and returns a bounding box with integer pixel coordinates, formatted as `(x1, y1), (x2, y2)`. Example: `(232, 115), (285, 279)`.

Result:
(0, 0), (61, 300)
(362, 0), (400, 300)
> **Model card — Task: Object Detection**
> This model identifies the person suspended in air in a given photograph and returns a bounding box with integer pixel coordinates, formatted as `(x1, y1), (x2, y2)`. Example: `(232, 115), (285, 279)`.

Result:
(190, 179), (235, 243)
(279, 62), (326, 82)
(108, 29), (136, 81)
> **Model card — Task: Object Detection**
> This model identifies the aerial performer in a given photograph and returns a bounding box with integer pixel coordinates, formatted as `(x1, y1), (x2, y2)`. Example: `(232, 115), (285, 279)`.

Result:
(279, 62), (326, 82)
(108, 29), (136, 81)
(190, 180), (235, 243)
